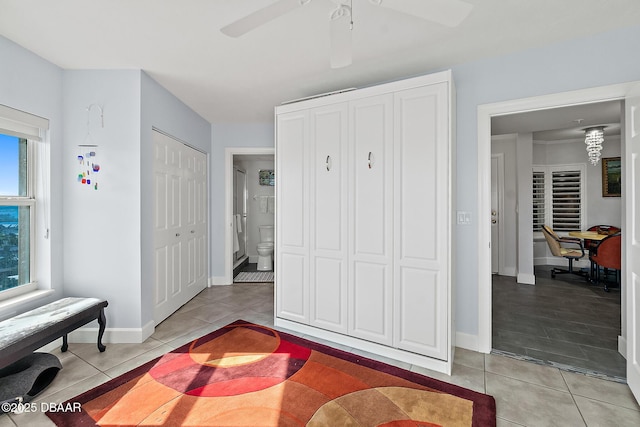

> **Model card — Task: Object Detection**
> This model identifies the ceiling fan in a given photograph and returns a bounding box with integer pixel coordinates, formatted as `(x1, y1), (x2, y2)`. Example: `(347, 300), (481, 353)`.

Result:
(221, 0), (474, 69)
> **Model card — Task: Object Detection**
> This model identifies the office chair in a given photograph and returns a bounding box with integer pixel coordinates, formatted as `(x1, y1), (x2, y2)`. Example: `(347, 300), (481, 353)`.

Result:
(541, 225), (586, 278)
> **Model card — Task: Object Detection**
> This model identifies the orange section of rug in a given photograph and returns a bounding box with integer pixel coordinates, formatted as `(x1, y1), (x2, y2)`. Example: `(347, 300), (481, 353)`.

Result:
(46, 320), (495, 426)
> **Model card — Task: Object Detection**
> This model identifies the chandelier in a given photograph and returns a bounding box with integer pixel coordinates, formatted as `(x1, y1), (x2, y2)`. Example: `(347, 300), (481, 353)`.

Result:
(584, 126), (605, 166)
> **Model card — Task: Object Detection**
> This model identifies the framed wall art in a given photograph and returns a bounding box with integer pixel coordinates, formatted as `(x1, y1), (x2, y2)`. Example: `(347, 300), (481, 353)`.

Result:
(259, 169), (275, 186)
(602, 157), (621, 197)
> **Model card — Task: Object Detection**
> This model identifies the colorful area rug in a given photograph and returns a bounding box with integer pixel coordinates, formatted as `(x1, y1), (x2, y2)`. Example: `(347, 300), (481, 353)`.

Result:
(233, 271), (274, 283)
(46, 320), (496, 426)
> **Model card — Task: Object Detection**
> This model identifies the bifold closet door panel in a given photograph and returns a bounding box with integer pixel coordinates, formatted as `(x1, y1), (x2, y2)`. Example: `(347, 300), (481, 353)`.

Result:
(276, 111), (310, 323)
(153, 131), (208, 325)
(310, 105), (348, 332)
(393, 83), (450, 359)
(349, 94), (393, 345)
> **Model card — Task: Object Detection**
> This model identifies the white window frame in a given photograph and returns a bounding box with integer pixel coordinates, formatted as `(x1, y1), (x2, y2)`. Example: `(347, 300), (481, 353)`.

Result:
(533, 163), (587, 235)
(0, 104), (47, 302)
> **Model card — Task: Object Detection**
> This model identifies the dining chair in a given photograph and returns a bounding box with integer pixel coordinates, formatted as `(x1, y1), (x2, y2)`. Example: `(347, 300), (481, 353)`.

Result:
(584, 225), (621, 251)
(590, 233), (621, 292)
(541, 225), (586, 278)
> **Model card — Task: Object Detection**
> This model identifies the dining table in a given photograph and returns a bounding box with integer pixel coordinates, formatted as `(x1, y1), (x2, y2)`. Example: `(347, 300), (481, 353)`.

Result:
(567, 231), (609, 242)
(568, 230), (609, 281)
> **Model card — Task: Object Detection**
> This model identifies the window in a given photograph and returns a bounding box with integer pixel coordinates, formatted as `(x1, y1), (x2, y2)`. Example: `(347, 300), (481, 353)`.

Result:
(0, 104), (48, 300)
(0, 134), (33, 294)
(533, 164), (586, 232)
(532, 170), (545, 231)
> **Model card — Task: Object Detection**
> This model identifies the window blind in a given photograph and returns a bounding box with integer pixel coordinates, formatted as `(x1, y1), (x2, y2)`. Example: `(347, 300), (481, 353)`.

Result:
(551, 170), (581, 231)
(532, 170), (545, 231)
(0, 104), (49, 142)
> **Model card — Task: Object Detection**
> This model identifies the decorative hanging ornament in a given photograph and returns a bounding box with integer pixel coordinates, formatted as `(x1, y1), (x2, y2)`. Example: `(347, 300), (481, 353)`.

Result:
(76, 104), (103, 190)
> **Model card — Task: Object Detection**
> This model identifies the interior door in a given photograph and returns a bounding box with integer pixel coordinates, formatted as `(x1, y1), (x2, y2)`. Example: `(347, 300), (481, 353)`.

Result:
(309, 103), (348, 333)
(626, 84), (640, 403)
(392, 83), (449, 360)
(349, 94), (394, 346)
(276, 110), (310, 323)
(153, 130), (208, 324)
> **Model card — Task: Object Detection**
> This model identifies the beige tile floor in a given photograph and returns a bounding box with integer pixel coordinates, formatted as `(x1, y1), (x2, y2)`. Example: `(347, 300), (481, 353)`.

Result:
(2, 282), (639, 426)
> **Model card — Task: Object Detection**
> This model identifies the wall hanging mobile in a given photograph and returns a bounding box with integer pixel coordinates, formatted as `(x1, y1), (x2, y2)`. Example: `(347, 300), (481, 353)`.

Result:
(77, 104), (103, 190)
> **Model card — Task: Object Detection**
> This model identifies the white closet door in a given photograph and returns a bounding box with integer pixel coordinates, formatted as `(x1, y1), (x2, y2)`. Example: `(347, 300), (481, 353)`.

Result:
(310, 104), (349, 333)
(393, 83), (449, 359)
(276, 111), (310, 323)
(349, 94), (394, 345)
(153, 130), (208, 325)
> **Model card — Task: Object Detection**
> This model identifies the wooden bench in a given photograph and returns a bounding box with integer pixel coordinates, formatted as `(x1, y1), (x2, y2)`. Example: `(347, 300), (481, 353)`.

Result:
(0, 298), (108, 369)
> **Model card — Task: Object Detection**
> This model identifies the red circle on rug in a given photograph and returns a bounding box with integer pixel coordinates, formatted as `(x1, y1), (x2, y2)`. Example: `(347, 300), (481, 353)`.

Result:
(148, 324), (311, 397)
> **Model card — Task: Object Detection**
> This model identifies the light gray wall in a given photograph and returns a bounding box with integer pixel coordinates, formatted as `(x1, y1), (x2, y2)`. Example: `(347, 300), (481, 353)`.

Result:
(0, 36), (64, 313)
(210, 124), (274, 280)
(62, 70), (142, 330)
(451, 24), (640, 337)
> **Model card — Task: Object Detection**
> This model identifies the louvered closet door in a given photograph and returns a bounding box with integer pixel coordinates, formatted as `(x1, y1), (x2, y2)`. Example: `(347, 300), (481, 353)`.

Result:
(393, 83), (449, 360)
(349, 94), (394, 346)
(310, 104), (349, 333)
(276, 111), (310, 323)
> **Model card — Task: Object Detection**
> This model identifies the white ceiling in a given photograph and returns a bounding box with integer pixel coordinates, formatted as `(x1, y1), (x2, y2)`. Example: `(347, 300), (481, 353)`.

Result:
(1, 0), (640, 123)
(492, 100), (622, 142)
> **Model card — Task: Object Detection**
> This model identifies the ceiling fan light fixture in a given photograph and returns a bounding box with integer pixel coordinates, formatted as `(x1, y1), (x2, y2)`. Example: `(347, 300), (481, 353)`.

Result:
(584, 126), (605, 166)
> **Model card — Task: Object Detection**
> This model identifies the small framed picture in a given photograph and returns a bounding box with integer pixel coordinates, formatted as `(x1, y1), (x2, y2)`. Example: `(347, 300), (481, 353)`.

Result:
(259, 169), (275, 186)
(602, 157), (621, 197)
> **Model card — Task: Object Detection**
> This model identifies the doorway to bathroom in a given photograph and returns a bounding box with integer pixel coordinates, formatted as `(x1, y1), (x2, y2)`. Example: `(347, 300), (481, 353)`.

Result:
(225, 148), (275, 284)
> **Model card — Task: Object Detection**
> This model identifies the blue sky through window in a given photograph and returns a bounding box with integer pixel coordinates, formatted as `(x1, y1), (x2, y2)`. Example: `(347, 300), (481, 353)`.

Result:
(0, 134), (19, 195)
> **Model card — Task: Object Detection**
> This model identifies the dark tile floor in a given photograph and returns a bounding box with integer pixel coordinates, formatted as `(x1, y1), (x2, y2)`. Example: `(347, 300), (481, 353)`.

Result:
(492, 265), (625, 379)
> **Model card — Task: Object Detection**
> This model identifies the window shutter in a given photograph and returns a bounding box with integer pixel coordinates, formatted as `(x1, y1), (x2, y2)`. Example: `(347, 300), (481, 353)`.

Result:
(532, 170), (545, 231)
(551, 170), (581, 231)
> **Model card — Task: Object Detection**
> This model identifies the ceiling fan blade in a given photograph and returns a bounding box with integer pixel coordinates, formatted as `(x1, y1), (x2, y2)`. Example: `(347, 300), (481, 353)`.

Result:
(330, 5), (352, 69)
(221, 0), (310, 37)
(373, 0), (473, 27)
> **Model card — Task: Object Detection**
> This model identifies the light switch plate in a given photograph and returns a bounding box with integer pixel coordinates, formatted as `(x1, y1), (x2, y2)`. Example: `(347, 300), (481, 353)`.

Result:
(457, 211), (471, 225)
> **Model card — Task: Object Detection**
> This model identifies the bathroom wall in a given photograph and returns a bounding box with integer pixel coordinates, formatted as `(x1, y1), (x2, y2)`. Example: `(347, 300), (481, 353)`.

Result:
(234, 157), (275, 263)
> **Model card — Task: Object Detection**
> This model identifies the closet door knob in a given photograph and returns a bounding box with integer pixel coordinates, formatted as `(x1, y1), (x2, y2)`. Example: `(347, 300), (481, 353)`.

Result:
(368, 152), (373, 169)
(326, 155), (332, 171)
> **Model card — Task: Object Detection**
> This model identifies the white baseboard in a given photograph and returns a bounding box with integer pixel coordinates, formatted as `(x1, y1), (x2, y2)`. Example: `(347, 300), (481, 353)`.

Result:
(517, 273), (536, 285)
(64, 320), (156, 344)
(618, 335), (627, 360)
(209, 276), (231, 286)
(455, 332), (479, 352)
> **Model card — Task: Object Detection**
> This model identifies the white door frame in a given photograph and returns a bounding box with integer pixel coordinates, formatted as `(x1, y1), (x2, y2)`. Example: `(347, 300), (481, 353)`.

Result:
(224, 147), (275, 285)
(477, 81), (639, 354)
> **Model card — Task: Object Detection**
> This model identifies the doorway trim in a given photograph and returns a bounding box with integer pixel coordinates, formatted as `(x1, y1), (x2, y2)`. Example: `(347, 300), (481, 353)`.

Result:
(477, 82), (637, 354)
(224, 147), (275, 285)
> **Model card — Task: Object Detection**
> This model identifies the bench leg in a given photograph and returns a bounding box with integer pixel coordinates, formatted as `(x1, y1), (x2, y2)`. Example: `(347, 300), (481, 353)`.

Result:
(97, 307), (106, 352)
(61, 335), (68, 352)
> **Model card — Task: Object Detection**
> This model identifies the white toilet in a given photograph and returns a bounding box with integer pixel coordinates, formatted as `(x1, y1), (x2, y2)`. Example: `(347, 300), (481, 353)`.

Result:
(257, 225), (274, 271)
